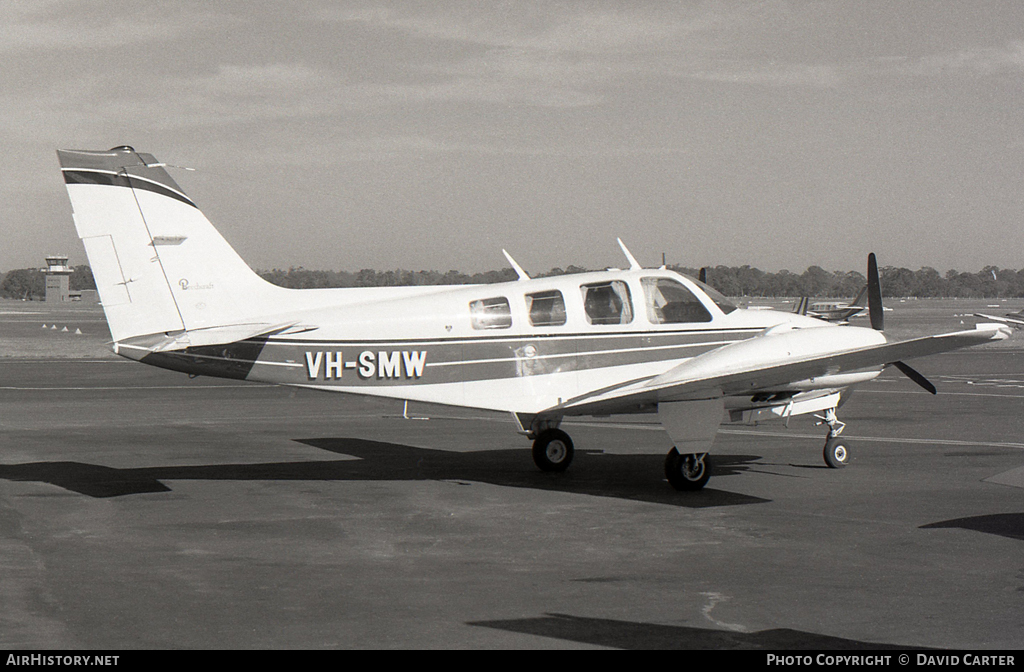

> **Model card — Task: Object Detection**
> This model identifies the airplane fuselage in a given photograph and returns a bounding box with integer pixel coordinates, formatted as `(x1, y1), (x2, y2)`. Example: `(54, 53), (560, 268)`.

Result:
(114, 268), (881, 415)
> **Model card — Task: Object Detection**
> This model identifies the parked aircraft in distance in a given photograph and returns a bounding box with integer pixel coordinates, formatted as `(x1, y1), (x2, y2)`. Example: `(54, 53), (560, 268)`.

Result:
(972, 308), (1024, 330)
(794, 286), (868, 323)
(57, 146), (1011, 491)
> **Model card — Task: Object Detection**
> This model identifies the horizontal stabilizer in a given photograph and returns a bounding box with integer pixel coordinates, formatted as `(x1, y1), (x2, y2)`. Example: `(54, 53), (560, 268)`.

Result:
(120, 322), (317, 354)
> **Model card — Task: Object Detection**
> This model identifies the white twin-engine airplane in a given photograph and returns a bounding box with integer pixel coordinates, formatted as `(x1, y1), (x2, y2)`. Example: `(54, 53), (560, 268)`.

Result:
(973, 308), (1024, 330)
(793, 286), (868, 323)
(57, 146), (1011, 491)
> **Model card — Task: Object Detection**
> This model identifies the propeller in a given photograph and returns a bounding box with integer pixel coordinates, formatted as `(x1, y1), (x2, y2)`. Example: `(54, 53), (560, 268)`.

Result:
(698, 267), (708, 284)
(892, 361), (937, 395)
(867, 252), (883, 331)
(866, 253), (937, 395)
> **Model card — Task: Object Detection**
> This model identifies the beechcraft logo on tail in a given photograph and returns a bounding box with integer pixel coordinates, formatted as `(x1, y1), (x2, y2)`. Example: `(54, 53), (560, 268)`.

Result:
(305, 350), (427, 380)
(178, 278), (214, 291)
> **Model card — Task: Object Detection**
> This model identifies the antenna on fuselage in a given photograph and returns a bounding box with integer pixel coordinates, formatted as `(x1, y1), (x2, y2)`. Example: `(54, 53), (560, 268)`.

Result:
(143, 161), (195, 171)
(502, 249), (531, 281)
(617, 238), (641, 271)
(114, 146), (196, 172)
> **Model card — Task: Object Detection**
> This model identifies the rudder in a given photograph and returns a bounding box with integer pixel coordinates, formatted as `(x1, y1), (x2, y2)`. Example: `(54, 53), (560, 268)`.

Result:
(58, 146), (281, 343)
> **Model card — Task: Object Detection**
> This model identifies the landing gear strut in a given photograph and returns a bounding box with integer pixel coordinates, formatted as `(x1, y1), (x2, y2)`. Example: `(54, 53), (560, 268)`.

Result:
(816, 407), (850, 469)
(665, 448), (711, 491)
(532, 428), (575, 472)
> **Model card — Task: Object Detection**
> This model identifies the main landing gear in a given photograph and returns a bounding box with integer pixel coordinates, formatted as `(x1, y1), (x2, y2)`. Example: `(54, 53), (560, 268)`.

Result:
(664, 448), (711, 491)
(531, 428), (575, 472)
(817, 407), (850, 469)
(529, 427), (712, 490)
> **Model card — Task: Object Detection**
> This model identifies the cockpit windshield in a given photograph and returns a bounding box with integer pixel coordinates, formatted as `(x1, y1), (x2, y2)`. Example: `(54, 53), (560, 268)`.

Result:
(688, 277), (738, 314)
(641, 278), (711, 323)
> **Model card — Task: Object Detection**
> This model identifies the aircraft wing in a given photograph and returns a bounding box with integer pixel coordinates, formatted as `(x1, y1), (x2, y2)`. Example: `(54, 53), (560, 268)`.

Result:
(546, 323), (1010, 417)
(973, 313), (1024, 329)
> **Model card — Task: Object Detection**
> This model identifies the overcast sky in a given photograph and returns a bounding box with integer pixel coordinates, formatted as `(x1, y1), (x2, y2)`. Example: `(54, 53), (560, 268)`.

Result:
(3, 1), (1024, 276)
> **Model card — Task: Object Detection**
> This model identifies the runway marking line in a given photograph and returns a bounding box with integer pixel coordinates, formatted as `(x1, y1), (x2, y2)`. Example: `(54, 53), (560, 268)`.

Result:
(860, 389), (1024, 399)
(700, 592), (748, 633)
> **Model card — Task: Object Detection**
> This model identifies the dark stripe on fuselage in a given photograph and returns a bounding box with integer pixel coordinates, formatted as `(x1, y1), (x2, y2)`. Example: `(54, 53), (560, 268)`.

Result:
(62, 169), (197, 208)
(131, 328), (763, 387)
(250, 328), (760, 387)
(140, 338), (269, 380)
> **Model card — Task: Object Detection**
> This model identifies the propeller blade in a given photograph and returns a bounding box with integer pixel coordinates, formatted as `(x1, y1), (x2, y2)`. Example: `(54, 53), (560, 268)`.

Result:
(867, 252), (883, 331)
(698, 267), (707, 284)
(893, 361), (937, 395)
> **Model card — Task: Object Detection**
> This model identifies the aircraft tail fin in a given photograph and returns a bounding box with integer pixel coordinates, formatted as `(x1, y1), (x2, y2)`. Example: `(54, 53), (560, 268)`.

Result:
(849, 285), (868, 308)
(57, 146), (283, 343)
(794, 297), (809, 315)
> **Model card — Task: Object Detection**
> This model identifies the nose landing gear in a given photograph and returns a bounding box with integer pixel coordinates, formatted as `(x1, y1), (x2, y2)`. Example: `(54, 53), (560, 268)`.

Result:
(816, 408), (850, 469)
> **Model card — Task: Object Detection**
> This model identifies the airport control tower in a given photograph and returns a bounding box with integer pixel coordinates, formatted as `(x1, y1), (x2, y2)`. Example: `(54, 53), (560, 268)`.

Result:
(43, 255), (72, 302)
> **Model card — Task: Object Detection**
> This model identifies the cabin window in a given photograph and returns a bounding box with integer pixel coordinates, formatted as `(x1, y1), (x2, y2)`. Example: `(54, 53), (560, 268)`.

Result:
(580, 281), (633, 325)
(641, 277), (712, 324)
(526, 290), (567, 327)
(470, 297), (512, 330)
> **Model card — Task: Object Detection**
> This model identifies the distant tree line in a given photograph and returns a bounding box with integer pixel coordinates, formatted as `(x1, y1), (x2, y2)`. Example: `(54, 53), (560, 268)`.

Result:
(257, 267), (522, 289)
(3, 263), (1024, 300)
(255, 264), (594, 289)
(668, 264), (1024, 299)
(256, 264), (1024, 299)
(0, 266), (95, 300)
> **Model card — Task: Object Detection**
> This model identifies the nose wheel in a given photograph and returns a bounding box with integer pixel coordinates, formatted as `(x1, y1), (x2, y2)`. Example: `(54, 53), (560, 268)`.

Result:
(816, 408), (850, 469)
(824, 436), (849, 468)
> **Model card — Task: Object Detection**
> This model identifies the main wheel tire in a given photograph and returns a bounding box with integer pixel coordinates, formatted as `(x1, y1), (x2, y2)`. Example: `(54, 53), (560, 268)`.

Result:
(665, 448), (711, 491)
(824, 436), (849, 469)
(532, 429), (575, 472)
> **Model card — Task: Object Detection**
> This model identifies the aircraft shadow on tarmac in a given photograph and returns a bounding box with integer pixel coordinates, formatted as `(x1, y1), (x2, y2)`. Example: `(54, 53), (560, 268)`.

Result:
(921, 513), (1024, 542)
(0, 438), (769, 507)
(468, 613), (925, 650)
